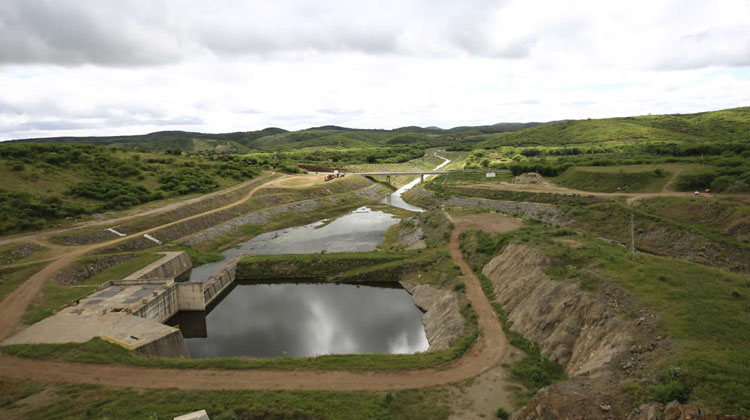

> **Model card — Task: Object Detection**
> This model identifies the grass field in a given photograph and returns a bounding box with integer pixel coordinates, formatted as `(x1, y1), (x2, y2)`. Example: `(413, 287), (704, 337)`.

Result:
(0, 378), (452, 420)
(553, 165), (673, 192)
(475, 107), (750, 148)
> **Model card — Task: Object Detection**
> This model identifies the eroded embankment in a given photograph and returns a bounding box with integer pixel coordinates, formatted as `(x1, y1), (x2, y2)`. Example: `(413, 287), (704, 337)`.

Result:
(400, 280), (466, 350)
(482, 244), (637, 418)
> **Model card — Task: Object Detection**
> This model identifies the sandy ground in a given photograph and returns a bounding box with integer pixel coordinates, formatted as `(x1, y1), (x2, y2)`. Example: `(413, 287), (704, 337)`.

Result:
(0, 206), (520, 393)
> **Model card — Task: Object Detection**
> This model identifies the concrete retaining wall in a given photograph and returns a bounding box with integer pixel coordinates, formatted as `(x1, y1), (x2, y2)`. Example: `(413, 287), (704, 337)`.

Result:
(203, 255), (240, 306)
(176, 282), (205, 311)
(131, 281), (179, 323)
(134, 329), (190, 358)
(125, 251), (192, 281)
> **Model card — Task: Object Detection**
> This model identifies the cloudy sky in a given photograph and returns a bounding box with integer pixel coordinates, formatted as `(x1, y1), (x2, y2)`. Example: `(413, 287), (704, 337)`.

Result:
(1, 0), (749, 140)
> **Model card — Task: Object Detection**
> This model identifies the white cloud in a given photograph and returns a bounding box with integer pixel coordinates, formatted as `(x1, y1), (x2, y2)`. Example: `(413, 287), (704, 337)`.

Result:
(1, 0), (749, 140)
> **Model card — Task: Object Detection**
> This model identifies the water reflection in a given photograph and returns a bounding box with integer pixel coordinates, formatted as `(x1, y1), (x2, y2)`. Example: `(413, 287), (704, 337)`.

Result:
(187, 207), (400, 282)
(174, 282), (429, 358)
(382, 154), (451, 212)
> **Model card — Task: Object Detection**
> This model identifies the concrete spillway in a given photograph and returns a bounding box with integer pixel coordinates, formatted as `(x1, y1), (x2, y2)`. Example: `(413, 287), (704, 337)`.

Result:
(4, 252), (197, 357)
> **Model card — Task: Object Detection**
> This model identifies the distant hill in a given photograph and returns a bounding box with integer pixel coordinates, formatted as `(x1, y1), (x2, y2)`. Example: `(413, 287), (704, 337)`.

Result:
(8, 107), (750, 152)
(476, 107), (750, 147)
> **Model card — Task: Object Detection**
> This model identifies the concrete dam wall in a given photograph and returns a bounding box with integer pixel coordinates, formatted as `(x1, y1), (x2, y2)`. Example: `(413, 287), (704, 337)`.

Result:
(124, 251), (192, 281)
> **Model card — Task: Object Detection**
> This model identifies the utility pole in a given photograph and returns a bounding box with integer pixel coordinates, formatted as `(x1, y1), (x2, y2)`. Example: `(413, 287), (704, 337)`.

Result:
(630, 212), (636, 259)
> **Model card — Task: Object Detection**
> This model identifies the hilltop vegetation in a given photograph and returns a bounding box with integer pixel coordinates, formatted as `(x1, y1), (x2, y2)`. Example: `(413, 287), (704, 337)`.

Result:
(2, 107), (749, 236)
(0, 143), (261, 234)
(476, 107), (750, 147)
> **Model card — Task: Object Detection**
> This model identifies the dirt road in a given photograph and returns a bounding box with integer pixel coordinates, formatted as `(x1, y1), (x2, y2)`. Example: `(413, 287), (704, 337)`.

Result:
(0, 212), (517, 391)
(470, 180), (719, 205)
(0, 173), (287, 341)
(0, 176), (277, 248)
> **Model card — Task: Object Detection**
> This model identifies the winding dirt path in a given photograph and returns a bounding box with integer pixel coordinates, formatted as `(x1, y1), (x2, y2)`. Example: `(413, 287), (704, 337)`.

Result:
(0, 173), (286, 341)
(0, 214), (514, 391)
(470, 180), (720, 205)
(661, 168), (683, 193)
(0, 174), (283, 248)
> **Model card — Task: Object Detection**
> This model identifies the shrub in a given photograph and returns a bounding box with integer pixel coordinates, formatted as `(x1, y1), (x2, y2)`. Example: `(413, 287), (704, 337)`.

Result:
(495, 408), (510, 419)
(675, 171), (717, 191)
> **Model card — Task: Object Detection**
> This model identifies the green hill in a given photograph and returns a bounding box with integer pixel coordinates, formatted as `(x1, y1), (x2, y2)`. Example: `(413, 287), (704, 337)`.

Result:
(0, 143), (261, 234)
(7, 107), (750, 153)
(476, 107), (750, 147)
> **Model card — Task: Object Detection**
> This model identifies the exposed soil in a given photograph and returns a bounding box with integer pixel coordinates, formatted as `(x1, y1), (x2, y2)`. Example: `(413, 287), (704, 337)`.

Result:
(447, 358), (523, 420)
(661, 168), (683, 193)
(512, 172), (548, 184)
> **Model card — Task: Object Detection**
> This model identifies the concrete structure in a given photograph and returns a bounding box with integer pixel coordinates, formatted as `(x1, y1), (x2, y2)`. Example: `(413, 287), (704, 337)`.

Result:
(175, 410), (210, 420)
(3, 251), (241, 358)
(203, 255), (240, 306)
(124, 251), (192, 281)
(3, 252), (194, 357)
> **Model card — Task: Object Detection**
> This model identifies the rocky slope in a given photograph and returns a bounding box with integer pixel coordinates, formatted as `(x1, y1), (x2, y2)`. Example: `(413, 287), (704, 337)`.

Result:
(401, 280), (465, 350)
(482, 244), (639, 418)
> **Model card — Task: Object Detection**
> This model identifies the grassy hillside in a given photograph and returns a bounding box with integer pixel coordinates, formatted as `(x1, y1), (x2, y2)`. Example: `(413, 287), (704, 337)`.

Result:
(12, 128), (289, 154)
(10, 124), (534, 153)
(0, 143), (261, 234)
(476, 107), (750, 147)
(553, 165), (672, 193)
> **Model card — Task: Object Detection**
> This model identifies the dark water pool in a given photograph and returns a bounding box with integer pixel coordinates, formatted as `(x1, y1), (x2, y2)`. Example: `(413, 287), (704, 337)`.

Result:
(170, 281), (428, 358)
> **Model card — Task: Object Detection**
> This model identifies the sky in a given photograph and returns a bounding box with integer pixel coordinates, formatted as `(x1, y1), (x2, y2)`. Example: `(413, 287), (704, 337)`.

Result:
(1, 0), (750, 140)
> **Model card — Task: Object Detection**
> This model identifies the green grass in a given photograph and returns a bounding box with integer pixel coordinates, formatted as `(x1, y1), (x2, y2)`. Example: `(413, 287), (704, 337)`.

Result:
(0, 379), (44, 409)
(170, 245), (225, 267)
(22, 252), (161, 325)
(51, 173), (279, 246)
(0, 381), (452, 420)
(635, 196), (750, 244)
(476, 107), (750, 148)
(237, 251), (407, 279)
(553, 165), (673, 193)
(0, 262), (48, 302)
(0, 143), (262, 235)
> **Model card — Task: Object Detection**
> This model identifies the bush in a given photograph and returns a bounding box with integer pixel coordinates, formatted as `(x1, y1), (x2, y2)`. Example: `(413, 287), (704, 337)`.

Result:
(495, 408), (510, 419)
(675, 171), (717, 191)
(159, 169), (219, 194)
(650, 368), (691, 403)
